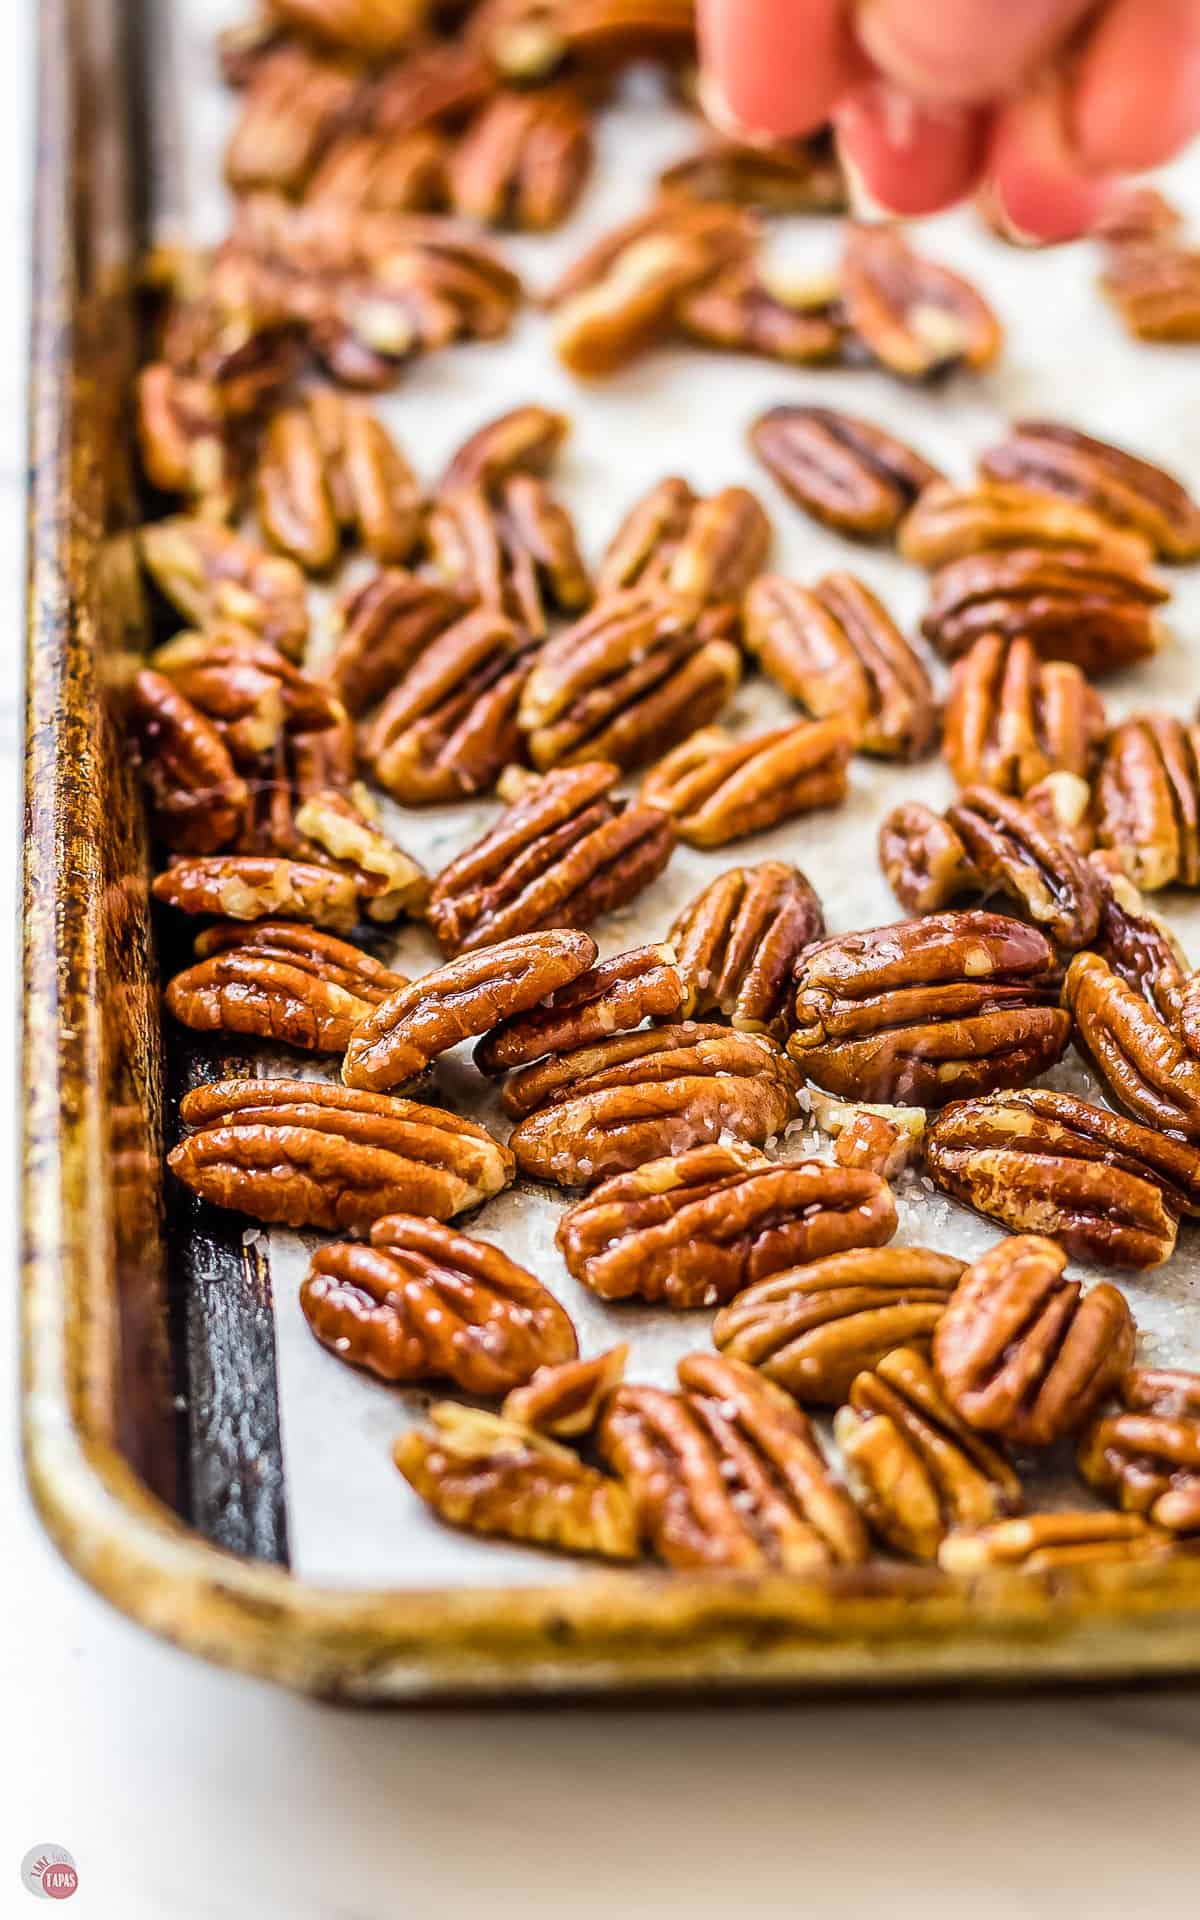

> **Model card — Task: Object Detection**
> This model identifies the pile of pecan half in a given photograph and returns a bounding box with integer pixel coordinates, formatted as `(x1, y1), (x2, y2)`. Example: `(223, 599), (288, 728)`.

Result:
(123, 0), (1200, 1585)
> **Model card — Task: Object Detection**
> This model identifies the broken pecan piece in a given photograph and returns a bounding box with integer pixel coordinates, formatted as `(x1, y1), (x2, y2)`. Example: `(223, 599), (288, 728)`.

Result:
(168, 1077), (513, 1230)
(925, 1087), (1200, 1269)
(833, 1109), (918, 1179)
(668, 860), (824, 1039)
(439, 404), (569, 495)
(714, 1246), (959, 1403)
(877, 801), (978, 917)
(1101, 239), (1200, 344)
(943, 633), (1106, 795)
(658, 130), (846, 213)
(641, 716), (853, 849)
(835, 1346), (1022, 1561)
(396, 1404), (638, 1558)
(475, 943), (683, 1073)
(979, 419), (1200, 562)
(921, 545), (1167, 674)
(325, 570), (463, 716)
(933, 1235), (1135, 1448)
(426, 475), (590, 639)
(292, 787), (429, 921)
(153, 854), (361, 931)
(426, 761), (675, 954)
(596, 477), (771, 612)
(502, 1344), (629, 1437)
(1095, 713), (1200, 891)
(256, 388), (423, 572)
(749, 404), (940, 539)
(558, 1143), (895, 1307)
(130, 670), (249, 854)
(302, 1212), (577, 1392)
(1078, 1369), (1200, 1534)
(840, 222), (1003, 377)
(448, 87), (592, 230)
(518, 590), (740, 773)
(939, 1510), (1173, 1572)
(897, 479), (1153, 571)
(600, 1354), (867, 1571)
(943, 786), (1105, 951)
(1064, 950), (1200, 1141)
(342, 928), (596, 1090)
(165, 920), (408, 1052)
(744, 572), (937, 759)
(789, 911), (1069, 1107)
(506, 1025), (801, 1188)
(149, 626), (343, 765)
(139, 517), (309, 663)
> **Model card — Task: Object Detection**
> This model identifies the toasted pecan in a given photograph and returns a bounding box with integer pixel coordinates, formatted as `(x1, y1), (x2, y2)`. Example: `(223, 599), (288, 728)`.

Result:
(1094, 712), (1200, 892)
(1078, 1369), (1200, 1534)
(749, 404), (940, 539)
(840, 222), (1002, 377)
(921, 545), (1167, 675)
(166, 920), (408, 1052)
(138, 517), (309, 662)
(942, 634), (1105, 795)
(979, 419), (1200, 562)
(939, 1510), (1173, 1572)
(475, 943), (684, 1073)
(502, 1344), (629, 1436)
(596, 477), (771, 612)
(668, 861), (824, 1038)
(131, 671), (250, 855)
(640, 716), (853, 848)
(426, 475), (590, 639)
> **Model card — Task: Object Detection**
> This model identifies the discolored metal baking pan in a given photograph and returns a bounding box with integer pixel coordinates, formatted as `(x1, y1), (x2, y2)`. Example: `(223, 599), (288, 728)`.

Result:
(22, 0), (1200, 1701)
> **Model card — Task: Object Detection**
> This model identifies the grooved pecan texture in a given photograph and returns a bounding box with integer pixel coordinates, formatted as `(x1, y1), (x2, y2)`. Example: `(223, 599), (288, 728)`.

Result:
(595, 477), (771, 613)
(640, 716), (853, 848)
(439, 404), (569, 494)
(1095, 713), (1200, 892)
(166, 920), (409, 1052)
(1078, 1369), (1200, 1533)
(943, 634), (1106, 796)
(1064, 950), (1200, 1141)
(426, 474), (590, 638)
(326, 571), (464, 717)
(898, 479), (1152, 572)
(839, 222), (1003, 377)
(939, 1510), (1172, 1573)
(139, 516), (309, 661)
(921, 546), (1166, 675)
(448, 87), (593, 231)
(749, 404), (941, 538)
(131, 671), (250, 854)
(668, 861), (825, 1039)
(474, 943), (683, 1073)
(943, 786), (1105, 951)
(877, 801), (978, 917)
(256, 387), (424, 571)
(502, 1344), (629, 1437)
(979, 419), (1200, 561)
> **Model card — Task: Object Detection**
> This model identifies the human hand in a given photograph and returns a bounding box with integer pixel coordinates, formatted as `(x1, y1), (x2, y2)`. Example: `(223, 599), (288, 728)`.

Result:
(697, 0), (1200, 239)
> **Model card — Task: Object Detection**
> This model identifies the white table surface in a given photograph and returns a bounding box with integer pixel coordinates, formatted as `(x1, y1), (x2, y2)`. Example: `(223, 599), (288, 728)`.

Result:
(5, 4), (1200, 1913)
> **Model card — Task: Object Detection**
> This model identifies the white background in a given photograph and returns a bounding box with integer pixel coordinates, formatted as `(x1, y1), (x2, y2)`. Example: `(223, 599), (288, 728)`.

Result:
(5, 0), (1200, 1911)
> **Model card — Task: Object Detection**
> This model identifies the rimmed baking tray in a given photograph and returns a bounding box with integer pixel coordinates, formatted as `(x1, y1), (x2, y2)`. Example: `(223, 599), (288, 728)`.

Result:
(23, 0), (1200, 1701)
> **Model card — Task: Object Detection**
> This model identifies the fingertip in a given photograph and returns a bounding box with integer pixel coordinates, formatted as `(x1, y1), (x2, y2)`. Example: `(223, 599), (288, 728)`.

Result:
(987, 85), (1117, 243)
(696, 0), (866, 139)
(1069, 0), (1200, 174)
(834, 83), (988, 216)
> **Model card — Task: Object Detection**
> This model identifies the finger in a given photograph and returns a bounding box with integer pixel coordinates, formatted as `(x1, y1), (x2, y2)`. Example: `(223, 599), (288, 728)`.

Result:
(696, 0), (867, 137)
(987, 78), (1115, 241)
(1069, 0), (1200, 173)
(855, 0), (1097, 104)
(834, 81), (989, 213)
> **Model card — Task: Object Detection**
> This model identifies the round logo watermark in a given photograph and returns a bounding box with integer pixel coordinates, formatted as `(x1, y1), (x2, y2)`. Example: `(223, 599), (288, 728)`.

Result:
(20, 1847), (79, 1902)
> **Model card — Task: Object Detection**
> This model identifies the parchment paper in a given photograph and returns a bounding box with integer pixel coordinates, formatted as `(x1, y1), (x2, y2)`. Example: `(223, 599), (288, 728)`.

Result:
(174, 0), (1200, 1588)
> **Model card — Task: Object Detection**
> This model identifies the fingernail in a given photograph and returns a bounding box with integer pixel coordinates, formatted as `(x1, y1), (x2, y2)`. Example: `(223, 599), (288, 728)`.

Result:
(833, 126), (910, 220)
(695, 69), (779, 145)
(976, 181), (1048, 248)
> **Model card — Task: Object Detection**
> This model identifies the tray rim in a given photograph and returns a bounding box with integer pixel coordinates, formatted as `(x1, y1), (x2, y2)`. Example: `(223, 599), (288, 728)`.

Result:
(22, 0), (1200, 1704)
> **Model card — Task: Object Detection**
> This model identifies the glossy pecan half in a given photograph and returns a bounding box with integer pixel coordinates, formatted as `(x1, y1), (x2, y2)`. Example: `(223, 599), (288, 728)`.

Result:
(1095, 713), (1200, 891)
(507, 1024), (802, 1187)
(744, 572), (937, 759)
(302, 1212), (577, 1392)
(835, 1345), (1022, 1561)
(599, 1353), (867, 1570)
(1101, 239), (1200, 344)
(978, 419), (1200, 562)
(921, 546), (1167, 674)
(943, 633), (1106, 795)
(658, 130), (845, 213)
(925, 1087), (1200, 1269)
(939, 1510), (1173, 1572)
(558, 1143), (895, 1307)
(674, 261), (843, 366)
(749, 404), (941, 539)
(1064, 951), (1200, 1141)
(1078, 1369), (1200, 1534)
(898, 478), (1152, 572)
(223, 40), (364, 197)
(789, 911), (1068, 1107)
(148, 626), (343, 765)
(943, 786), (1105, 950)
(668, 860), (824, 1038)
(325, 570), (463, 716)
(342, 928), (596, 1090)
(438, 404), (569, 495)
(448, 87), (592, 230)
(426, 475), (590, 639)
(502, 1344), (629, 1437)
(168, 1077), (513, 1230)
(139, 517), (309, 662)
(596, 477), (772, 612)
(474, 942), (684, 1073)
(933, 1235), (1135, 1448)
(131, 670), (249, 854)
(165, 920), (408, 1052)
(840, 222), (1003, 377)
(714, 1245), (959, 1404)
(518, 590), (740, 772)
(256, 387), (423, 573)
(1095, 869), (1189, 1031)
(877, 801), (978, 917)
(153, 853), (361, 931)
(395, 1404), (638, 1559)
(425, 760), (675, 953)
(641, 716), (854, 849)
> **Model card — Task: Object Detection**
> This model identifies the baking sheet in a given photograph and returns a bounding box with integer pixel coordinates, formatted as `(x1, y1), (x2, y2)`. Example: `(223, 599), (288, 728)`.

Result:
(172, 0), (1200, 1589)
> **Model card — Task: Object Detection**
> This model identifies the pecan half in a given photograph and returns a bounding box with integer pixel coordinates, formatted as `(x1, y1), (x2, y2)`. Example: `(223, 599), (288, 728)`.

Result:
(600, 1354), (867, 1571)
(506, 1024), (801, 1187)
(549, 200), (755, 375)
(1078, 1369), (1200, 1534)
(426, 761), (674, 954)
(153, 854), (361, 931)
(943, 786), (1105, 950)
(835, 1346), (1022, 1561)
(168, 1077), (513, 1230)
(713, 1244), (958, 1404)
(475, 943), (684, 1073)
(744, 572), (937, 759)
(439, 404), (569, 494)
(395, 1404), (638, 1559)
(1101, 239), (1200, 344)
(256, 388), (423, 572)
(165, 920), (408, 1051)
(939, 1510), (1172, 1572)
(138, 517), (309, 662)
(933, 1235), (1135, 1448)
(131, 671), (249, 854)
(925, 1087), (1200, 1269)
(305, 126), (450, 214)
(342, 928), (596, 1090)
(749, 404), (941, 539)
(596, 478), (771, 612)
(502, 1344), (629, 1436)
(518, 591), (740, 773)
(558, 1143), (895, 1307)
(426, 475), (590, 639)
(364, 41), (495, 133)
(659, 130), (846, 213)
(448, 87), (592, 230)
(223, 41), (364, 197)
(668, 860), (824, 1039)
(674, 262), (843, 365)
(979, 419), (1200, 561)
(1064, 951), (1200, 1142)
(898, 478), (1153, 572)
(1095, 869), (1189, 1031)
(302, 1212), (577, 1392)
(266, 0), (429, 55)
(921, 545), (1166, 674)
(788, 911), (1069, 1107)
(149, 626), (343, 765)
(359, 609), (538, 804)
(641, 716), (854, 849)
(1095, 713), (1200, 891)
(943, 633), (1106, 795)
(877, 801), (978, 917)
(136, 363), (238, 519)
(840, 222), (1003, 377)
(326, 570), (463, 716)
